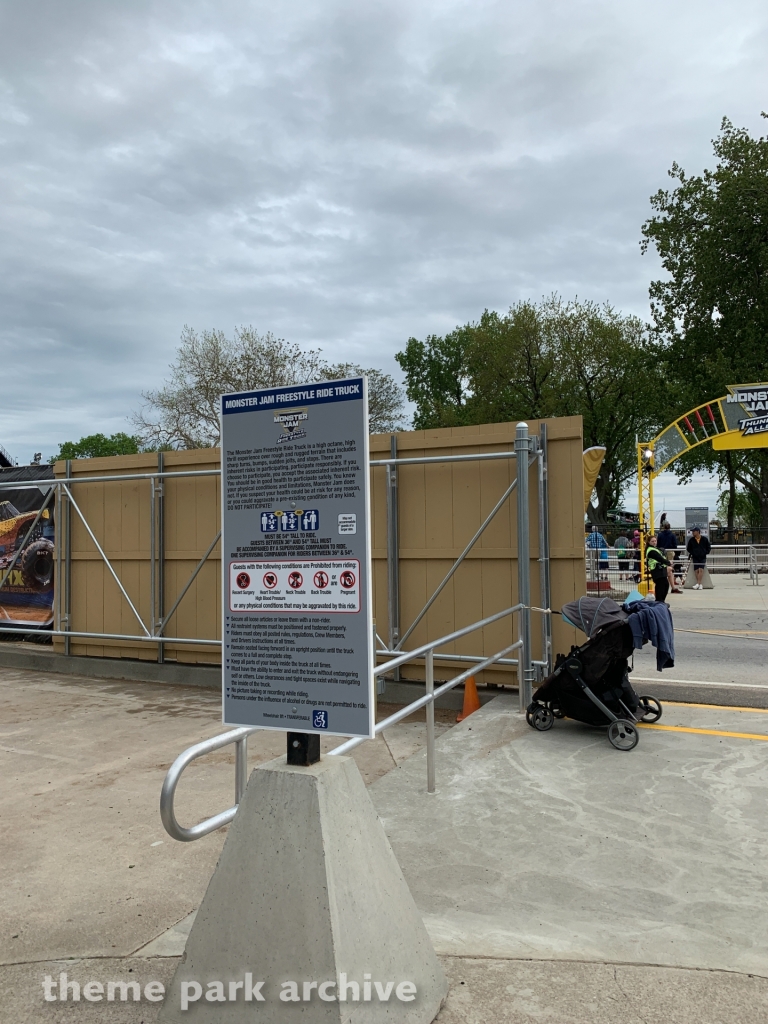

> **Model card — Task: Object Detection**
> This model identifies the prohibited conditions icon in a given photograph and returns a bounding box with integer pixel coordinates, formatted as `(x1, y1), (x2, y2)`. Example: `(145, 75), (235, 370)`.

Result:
(314, 571), (329, 589)
(288, 571), (303, 589)
(236, 572), (251, 589)
(263, 571), (278, 589)
(340, 570), (356, 589)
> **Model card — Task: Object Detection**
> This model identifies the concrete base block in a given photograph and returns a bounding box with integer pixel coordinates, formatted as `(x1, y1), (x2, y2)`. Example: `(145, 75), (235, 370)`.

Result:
(159, 754), (447, 1023)
(684, 566), (714, 589)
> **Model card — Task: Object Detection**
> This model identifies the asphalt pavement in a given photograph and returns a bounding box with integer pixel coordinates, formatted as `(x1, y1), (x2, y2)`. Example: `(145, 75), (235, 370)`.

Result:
(631, 606), (768, 707)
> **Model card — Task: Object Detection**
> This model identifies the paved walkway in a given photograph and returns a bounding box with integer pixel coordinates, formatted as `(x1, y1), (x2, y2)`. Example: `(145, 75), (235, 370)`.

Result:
(373, 697), (768, 974)
(0, 667), (452, 967)
(3, 666), (767, 1022)
(666, 572), (768, 611)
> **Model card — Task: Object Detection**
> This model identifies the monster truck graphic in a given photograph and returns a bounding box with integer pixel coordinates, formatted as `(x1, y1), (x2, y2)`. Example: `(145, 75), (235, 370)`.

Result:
(0, 501), (54, 588)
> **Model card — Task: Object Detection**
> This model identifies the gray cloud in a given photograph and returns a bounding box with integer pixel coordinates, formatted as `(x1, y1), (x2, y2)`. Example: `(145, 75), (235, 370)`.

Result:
(0, 0), (766, 461)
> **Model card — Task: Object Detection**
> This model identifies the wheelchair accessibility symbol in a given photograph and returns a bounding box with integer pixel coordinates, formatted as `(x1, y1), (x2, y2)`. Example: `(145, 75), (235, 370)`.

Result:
(340, 570), (356, 590)
(314, 571), (329, 589)
(287, 571), (303, 589)
(263, 571), (278, 589)
(235, 572), (251, 589)
(312, 709), (328, 729)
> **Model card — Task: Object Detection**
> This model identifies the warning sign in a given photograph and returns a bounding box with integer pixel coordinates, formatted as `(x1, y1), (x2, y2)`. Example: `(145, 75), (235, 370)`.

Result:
(229, 559), (361, 612)
(220, 376), (373, 738)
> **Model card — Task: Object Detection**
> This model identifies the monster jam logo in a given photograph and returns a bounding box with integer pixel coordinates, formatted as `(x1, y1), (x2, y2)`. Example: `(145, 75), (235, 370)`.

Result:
(274, 408), (308, 444)
(725, 384), (768, 437)
(726, 385), (768, 412)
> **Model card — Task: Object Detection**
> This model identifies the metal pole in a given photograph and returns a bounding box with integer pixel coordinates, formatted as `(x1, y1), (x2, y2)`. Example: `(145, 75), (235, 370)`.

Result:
(515, 423), (533, 708)
(386, 434), (400, 681)
(374, 618), (385, 696)
(425, 650), (435, 794)
(64, 460), (72, 657)
(55, 482), (62, 635)
(150, 474), (156, 636)
(538, 422), (552, 676)
(235, 735), (248, 802)
(157, 451), (165, 662)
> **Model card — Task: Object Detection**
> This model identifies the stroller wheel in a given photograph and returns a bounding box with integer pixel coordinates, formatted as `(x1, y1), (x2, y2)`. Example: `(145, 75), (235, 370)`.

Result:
(549, 702), (565, 719)
(608, 719), (638, 751)
(525, 702), (539, 727)
(532, 706), (555, 731)
(638, 696), (662, 723)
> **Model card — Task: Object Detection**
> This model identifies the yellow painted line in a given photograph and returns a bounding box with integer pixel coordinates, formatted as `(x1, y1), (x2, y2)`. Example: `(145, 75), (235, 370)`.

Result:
(687, 629), (768, 635)
(632, 676), (767, 690)
(664, 700), (768, 714)
(676, 628), (768, 642)
(638, 723), (768, 742)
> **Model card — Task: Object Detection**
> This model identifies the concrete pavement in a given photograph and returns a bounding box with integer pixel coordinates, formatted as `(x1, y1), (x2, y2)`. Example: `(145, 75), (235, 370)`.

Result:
(0, 666), (453, 966)
(3, 660), (768, 1022)
(372, 698), (768, 974)
(3, 956), (767, 1024)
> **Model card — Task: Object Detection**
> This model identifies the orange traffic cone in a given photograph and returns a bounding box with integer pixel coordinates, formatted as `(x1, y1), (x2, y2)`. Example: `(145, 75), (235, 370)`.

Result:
(457, 676), (481, 722)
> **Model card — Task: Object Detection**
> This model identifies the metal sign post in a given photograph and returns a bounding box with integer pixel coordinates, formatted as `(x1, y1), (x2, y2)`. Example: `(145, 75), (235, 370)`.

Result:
(221, 376), (374, 740)
(515, 422), (534, 709)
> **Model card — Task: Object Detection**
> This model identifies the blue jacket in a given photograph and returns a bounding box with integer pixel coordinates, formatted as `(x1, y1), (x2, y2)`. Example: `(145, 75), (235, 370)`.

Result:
(657, 529), (678, 550)
(626, 600), (675, 671)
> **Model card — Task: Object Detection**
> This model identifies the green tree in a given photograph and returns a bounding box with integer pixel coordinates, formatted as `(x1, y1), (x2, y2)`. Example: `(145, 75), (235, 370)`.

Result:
(396, 297), (667, 521)
(716, 485), (761, 530)
(51, 432), (142, 462)
(395, 328), (473, 429)
(134, 326), (406, 447)
(642, 115), (768, 524)
(134, 326), (326, 449)
(324, 363), (406, 433)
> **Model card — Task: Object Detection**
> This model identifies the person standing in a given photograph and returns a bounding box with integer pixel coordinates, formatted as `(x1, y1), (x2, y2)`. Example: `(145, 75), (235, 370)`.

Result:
(631, 530), (642, 583)
(586, 525), (609, 579)
(686, 527), (711, 589)
(657, 522), (683, 593)
(614, 529), (630, 581)
(645, 535), (672, 603)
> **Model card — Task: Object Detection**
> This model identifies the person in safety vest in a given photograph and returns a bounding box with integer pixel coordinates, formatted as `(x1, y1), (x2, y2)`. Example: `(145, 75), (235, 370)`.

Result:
(645, 536), (672, 603)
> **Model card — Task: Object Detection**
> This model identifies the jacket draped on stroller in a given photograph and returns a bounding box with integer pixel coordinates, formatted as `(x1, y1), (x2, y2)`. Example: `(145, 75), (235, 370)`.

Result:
(527, 596), (666, 750)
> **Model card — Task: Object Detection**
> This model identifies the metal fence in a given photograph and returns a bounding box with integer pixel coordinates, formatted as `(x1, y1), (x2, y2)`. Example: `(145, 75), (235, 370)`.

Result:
(0, 462), (222, 655)
(585, 542), (767, 598)
(1, 425), (555, 687)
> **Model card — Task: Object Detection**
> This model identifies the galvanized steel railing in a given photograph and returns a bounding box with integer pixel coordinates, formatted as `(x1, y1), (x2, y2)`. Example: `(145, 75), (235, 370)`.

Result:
(159, 601), (551, 842)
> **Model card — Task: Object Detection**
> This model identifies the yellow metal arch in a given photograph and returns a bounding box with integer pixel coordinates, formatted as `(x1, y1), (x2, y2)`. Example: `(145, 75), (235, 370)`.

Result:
(636, 384), (768, 590)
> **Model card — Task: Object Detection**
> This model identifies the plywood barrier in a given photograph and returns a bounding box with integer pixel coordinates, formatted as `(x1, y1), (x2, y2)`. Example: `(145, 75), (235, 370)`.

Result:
(53, 418), (585, 681)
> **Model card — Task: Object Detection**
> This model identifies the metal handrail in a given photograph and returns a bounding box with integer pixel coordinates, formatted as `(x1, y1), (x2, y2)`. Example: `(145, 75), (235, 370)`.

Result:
(159, 602), (549, 842)
(330, 639), (522, 759)
(160, 727), (254, 842)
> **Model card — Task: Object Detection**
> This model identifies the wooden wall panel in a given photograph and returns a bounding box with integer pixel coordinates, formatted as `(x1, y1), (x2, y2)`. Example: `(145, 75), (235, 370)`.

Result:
(53, 419), (584, 677)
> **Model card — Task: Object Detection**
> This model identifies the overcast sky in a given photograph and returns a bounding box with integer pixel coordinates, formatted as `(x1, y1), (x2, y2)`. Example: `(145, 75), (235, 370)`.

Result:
(1, 0), (766, 511)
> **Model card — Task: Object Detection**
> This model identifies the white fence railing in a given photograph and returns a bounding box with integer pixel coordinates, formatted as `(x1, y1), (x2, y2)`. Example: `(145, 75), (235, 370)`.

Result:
(585, 543), (768, 591)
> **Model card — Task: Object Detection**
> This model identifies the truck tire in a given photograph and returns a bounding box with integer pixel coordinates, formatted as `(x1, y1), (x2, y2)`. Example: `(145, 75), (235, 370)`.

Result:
(20, 539), (54, 588)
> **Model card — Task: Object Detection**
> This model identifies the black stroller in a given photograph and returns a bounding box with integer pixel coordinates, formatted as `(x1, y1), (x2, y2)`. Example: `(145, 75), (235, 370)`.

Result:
(526, 596), (662, 751)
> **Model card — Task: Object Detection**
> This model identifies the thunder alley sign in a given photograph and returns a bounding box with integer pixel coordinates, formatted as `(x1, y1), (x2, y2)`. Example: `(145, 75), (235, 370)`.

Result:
(726, 383), (768, 437)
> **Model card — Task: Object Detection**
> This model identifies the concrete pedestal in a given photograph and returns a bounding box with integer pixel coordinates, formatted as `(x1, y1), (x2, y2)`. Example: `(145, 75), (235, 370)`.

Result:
(159, 754), (447, 1023)
(684, 565), (714, 589)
